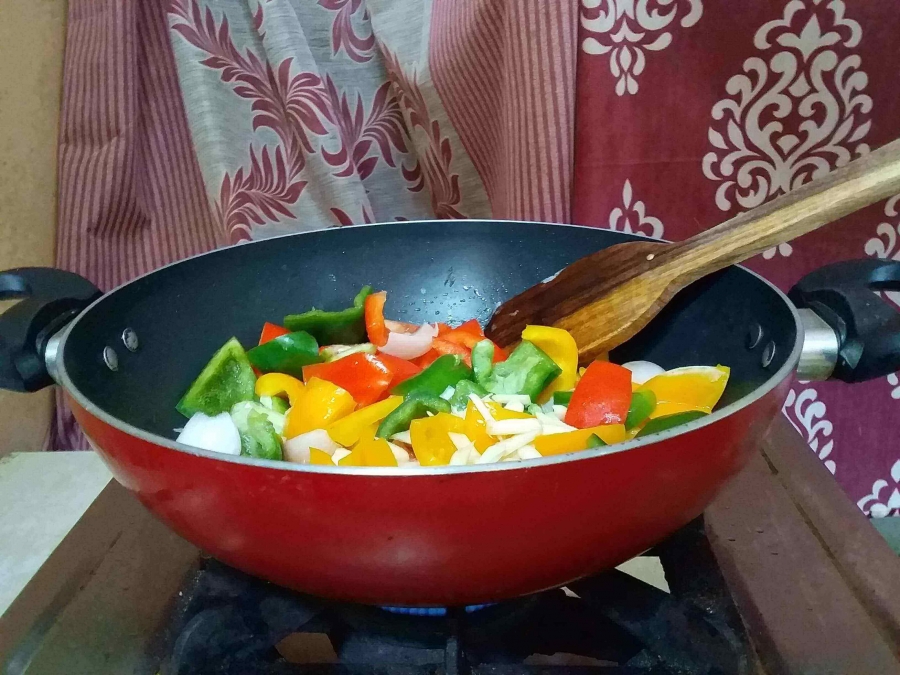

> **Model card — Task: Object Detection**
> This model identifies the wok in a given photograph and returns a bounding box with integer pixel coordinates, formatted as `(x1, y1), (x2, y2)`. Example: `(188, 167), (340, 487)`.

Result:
(2, 221), (899, 607)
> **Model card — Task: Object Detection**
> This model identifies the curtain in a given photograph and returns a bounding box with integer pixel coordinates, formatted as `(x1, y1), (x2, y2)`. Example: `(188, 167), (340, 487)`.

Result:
(55, 0), (900, 518)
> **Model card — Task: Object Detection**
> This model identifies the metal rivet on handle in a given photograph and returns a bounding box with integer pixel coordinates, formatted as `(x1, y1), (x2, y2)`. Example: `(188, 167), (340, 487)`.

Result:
(103, 346), (119, 372)
(761, 341), (777, 369)
(746, 323), (764, 350)
(122, 328), (139, 352)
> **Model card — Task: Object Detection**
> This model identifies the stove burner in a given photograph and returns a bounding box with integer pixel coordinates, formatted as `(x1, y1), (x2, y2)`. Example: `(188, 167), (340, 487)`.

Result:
(148, 518), (756, 675)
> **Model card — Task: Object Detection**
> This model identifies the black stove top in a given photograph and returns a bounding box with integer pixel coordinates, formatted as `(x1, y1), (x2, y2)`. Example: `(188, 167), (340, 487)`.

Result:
(148, 518), (757, 675)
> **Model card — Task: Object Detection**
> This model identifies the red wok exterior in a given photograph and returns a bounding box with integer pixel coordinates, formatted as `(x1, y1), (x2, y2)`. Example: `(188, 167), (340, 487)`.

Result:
(70, 376), (789, 607)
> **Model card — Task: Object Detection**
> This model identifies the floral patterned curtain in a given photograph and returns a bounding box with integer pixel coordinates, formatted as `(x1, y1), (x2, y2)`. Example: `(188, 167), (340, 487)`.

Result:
(55, 0), (899, 518)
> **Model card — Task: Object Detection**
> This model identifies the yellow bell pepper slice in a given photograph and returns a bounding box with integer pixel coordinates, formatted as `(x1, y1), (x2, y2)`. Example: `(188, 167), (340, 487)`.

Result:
(356, 437), (399, 467)
(464, 401), (495, 452)
(255, 373), (305, 407)
(534, 425), (628, 456)
(522, 325), (578, 403)
(309, 448), (335, 465)
(338, 450), (364, 466)
(284, 377), (356, 439)
(410, 413), (465, 466)
(352, 422), (379, 449)
(486, 402), (533, 420)
(640, 366), (730, 419)
(327, 396), (403, 446)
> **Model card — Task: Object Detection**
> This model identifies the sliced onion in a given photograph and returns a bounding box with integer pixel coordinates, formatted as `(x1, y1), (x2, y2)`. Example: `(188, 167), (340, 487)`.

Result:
(390, 430), (412, 445)
(176, 412), (241, 456)
(552, 405), (568, 421)
(284, 429), (341, 464)
(440, 385), (456, 400)
(378, 323), (437, 359)
(503, 401), (526, 413)
(477, 431), (539, 463)
(469, 393), (496, 424)
(450, 445), (479, 465)
(487, 418), (542, 437)
(388, 442), (411, 464)
(623, 360), (665, 385)
(518, 445), (542, 460)
(332, 448), (353, 463)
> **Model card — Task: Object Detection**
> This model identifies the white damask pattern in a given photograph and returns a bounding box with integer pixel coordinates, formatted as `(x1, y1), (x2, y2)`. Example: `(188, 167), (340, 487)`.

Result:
(858, 459), (900, 518)
(864, 193), (900, 400)
(783, 385), (836, 474)
(580, 0), (703, 96)
(608, 179), (665, 239)
(702, 0), (872, 259)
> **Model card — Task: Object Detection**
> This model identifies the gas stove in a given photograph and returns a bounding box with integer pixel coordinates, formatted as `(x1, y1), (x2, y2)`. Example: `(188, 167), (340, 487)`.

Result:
(149, 518), (754, 675)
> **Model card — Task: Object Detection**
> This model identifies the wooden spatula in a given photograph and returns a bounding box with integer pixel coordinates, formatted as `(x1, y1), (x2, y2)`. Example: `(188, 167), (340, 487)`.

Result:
(485, 138), (900, 363)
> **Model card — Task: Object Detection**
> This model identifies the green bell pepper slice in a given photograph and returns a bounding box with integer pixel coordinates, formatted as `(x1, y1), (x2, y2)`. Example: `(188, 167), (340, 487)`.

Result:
(283, 286), (373, 345)
(481, 340), (562, 400)
(586, 433), (606, 448)
(449, 379), (488, 411)
(246, 331), (321, 378)
(320, 343), (377, 362)
(231, 402), (283, 460)
(376, 393), (451, 439)
(625, 390), (657, 430)
(552, 390), (573, 406)
(636, 411), (708, 438)
(177, 338), (256, 418)
(391, 354), (473, 398)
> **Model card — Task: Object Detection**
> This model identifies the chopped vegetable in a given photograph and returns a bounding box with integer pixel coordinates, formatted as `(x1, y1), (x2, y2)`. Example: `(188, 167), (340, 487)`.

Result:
(177, 338), (256, 418)
(430, 337), (472, 366)
(639, 366), (730, 418)
(463, 401), (495, 452)
(302, 352), (392, 407)
(247, 331), (321, 378)
(284, 377), (356, 439)
(327, 396), (403, 446)
(481, 340), (561, 400)
(320, 343), (377, 362)
(533, 425), (625, 456)
(622, 360), (665, 385)
(379, 322), (437, 359)
(552, 390), (573, 406)
(636, 411), (708, 437)
(409, 413), (466, 465)
(259, 322), (290, 345)
(471, 340), (494, 383)
(391, 354), (473, 398)
(283, 429), (341, 463)
(353, 436), (399, 467)
(564, 361), (632, 428)
(625, 390), (657, 430)
(440, 319), (485, 349)
(586, 433), (606, 448)
(376, 393), (451, 439)
(255, 372), (305, 407)
(259, 395), (290, 415)
(176, 412), (241, 455)
(364, 291), (389, 347)
(231, 400), (285, 436)
(284, 286), (373, 344)
(520, 325), (578, 402)
(373, 353), (422, 389)
(449, 380), (488, 411)
(231, 404), (282, 460)
(309, 448), (335, 465)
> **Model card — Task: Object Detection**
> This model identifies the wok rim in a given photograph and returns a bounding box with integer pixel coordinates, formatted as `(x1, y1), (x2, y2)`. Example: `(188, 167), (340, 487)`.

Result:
(55, 220), (803, 476)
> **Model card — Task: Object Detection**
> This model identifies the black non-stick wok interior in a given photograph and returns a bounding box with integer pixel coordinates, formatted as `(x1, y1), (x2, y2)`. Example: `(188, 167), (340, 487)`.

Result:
(62, 221), (797, 437)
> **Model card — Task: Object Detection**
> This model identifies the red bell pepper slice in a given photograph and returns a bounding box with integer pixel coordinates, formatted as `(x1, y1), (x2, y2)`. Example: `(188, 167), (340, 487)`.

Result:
(259, 322), (290, 345)
(373, 353), (422, 389)
(564, 361), (632, 428)
(302, 353), (392, 407)
(436, 322), (453, 336)
(430, 337), (472, 366)
(364, 291), (389, 347)
(413, 349), (442, 369)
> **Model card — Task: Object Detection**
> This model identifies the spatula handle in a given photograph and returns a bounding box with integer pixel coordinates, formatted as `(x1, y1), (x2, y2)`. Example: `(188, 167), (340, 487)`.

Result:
(666, 138), (900, 285)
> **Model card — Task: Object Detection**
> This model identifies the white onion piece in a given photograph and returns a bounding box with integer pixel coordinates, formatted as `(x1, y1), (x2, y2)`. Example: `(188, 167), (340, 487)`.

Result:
(487, 418), (542, 437)
(390, 430), (412, 444)
(331, 448), (353, 463)
(388, 442), (411, 464)
(518, 445), (542, 460)
(477, 431), (539, 463)
(535, 412), (577, 435)
(552, 405), (568, 421)
(177, 413), (241, 456)
(440, 386), (455, 400)
(451, 408), (467, 419)
(469, 394), (496, 424)
(503, 401), (526, 413)
(448, 433), (473, 451)
(284, 429), (341, 464)
(378, 323), (437, 359)
(491, 394), (531, 405)
(623, 360), (665, 385)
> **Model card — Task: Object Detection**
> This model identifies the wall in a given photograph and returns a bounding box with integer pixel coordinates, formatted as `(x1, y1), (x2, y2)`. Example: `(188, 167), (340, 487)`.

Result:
(0, 1), (68, 455)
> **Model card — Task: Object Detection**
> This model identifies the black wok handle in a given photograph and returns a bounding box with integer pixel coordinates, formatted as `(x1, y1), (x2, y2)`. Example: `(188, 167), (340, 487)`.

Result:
(789, 259), (900, 383)
(0, 268), (101, 392)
